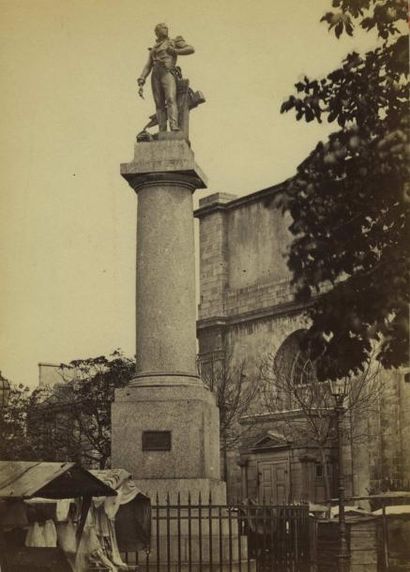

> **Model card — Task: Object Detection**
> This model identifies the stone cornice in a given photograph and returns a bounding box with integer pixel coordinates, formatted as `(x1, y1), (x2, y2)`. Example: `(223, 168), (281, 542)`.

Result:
(196, 317), (228, 330)
(122, 171), (206, 193)
(197, 298), (308, 331)
(194, 178), (293, 219)
(239, 408), (331, 425)
(121, 139), (207, 192)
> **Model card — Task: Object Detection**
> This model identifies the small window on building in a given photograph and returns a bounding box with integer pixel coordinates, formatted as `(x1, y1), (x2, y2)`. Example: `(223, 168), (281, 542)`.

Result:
(315, 463), (323, 478)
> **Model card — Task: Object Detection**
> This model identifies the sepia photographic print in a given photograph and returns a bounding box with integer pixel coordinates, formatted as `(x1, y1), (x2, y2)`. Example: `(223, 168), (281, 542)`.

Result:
(0, 1), (409, 570)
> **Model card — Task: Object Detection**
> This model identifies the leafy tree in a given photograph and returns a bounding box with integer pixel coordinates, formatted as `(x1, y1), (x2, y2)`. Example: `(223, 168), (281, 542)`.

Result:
(276, 0), (409, 379)
(28, 351), (135, 469)
(0, 381), (35, 460)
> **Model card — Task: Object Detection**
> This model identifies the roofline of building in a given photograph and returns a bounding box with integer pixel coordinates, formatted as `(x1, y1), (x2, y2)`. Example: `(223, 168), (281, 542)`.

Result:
(194, 178), (293, 219)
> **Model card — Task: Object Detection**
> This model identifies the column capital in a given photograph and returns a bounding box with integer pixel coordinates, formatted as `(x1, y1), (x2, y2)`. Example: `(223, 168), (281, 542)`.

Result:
(121, 139), (207, 192)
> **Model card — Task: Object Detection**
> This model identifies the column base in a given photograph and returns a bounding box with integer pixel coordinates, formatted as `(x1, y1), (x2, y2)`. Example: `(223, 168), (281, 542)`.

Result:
(129, 372), (201, 387)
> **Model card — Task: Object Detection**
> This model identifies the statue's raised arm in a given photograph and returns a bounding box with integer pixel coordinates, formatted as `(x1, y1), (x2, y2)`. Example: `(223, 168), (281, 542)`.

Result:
(137, 23), (195, 133)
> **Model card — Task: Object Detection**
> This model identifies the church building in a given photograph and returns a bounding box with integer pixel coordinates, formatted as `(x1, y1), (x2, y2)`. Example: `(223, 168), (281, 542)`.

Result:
(195, 184), (410, 504)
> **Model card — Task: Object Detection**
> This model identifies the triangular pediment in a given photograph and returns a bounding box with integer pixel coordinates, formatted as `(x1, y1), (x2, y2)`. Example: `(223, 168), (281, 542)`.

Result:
(251, 430), (289, 450)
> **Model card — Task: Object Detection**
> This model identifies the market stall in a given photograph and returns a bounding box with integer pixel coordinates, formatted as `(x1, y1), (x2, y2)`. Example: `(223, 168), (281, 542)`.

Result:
(0, 462), (151, 572)
(0, 461), (116, 571)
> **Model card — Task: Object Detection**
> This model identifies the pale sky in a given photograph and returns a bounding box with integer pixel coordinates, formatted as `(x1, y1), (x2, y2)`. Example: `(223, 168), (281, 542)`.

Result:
(0, 0), (380, 387)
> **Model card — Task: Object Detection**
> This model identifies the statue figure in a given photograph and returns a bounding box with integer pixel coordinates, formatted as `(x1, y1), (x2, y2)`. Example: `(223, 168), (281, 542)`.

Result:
(137, 23), (195, 132)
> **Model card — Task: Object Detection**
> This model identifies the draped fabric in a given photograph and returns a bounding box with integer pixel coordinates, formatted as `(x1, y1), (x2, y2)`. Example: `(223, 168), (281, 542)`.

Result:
(24, 519), (57, 547)
(115, 497), (151, 552)
(74, 472), (150, 571)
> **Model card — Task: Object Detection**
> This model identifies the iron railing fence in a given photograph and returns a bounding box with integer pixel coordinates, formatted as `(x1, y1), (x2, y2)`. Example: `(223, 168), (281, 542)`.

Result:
(122, 493), (311, 572)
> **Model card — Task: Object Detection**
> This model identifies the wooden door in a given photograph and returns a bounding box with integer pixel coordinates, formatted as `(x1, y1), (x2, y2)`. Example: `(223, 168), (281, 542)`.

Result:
(258, 460), (289, 504)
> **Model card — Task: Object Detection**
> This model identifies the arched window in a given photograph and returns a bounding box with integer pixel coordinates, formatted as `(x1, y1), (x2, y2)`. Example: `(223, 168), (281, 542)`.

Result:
(274, 329), (316, 386)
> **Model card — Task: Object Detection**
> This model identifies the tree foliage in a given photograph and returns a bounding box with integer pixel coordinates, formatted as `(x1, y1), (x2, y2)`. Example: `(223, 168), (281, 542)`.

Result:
(0, 381), (35, 460)
(276, 0), (409, 379)
(28, 351), (135, 468)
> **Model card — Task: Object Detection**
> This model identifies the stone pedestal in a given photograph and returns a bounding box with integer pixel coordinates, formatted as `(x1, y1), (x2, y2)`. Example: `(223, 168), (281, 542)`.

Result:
(111, 381), (222, 489)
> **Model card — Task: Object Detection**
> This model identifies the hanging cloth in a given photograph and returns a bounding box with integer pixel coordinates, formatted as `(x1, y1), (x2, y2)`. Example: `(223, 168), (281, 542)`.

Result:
(56, 517), (77, 554)
(43, 519), (57, 547)
(25, 522), (46, 547)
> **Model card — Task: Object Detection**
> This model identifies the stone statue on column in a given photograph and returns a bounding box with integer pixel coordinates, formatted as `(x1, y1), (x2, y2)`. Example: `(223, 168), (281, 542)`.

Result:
(137, 23), (205, 141)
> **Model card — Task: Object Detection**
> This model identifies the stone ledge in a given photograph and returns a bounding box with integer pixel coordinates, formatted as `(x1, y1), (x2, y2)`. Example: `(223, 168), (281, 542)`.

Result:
(198, 192), (238, 208)
(114, 379), (217, 406)
(121, 139), (207, 190)
(197, 298), (309, 329)
(194, 179), (290, 219)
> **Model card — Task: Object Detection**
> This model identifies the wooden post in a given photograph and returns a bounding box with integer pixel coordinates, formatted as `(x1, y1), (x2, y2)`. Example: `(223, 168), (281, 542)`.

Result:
(382, 503), (389, 570)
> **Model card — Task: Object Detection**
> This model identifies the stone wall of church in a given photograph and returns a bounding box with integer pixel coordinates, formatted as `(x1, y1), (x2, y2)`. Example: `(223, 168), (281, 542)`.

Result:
(196, 187), (305, 368)
(197, 188), (295, 325)
(225, 313), (307, 374)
